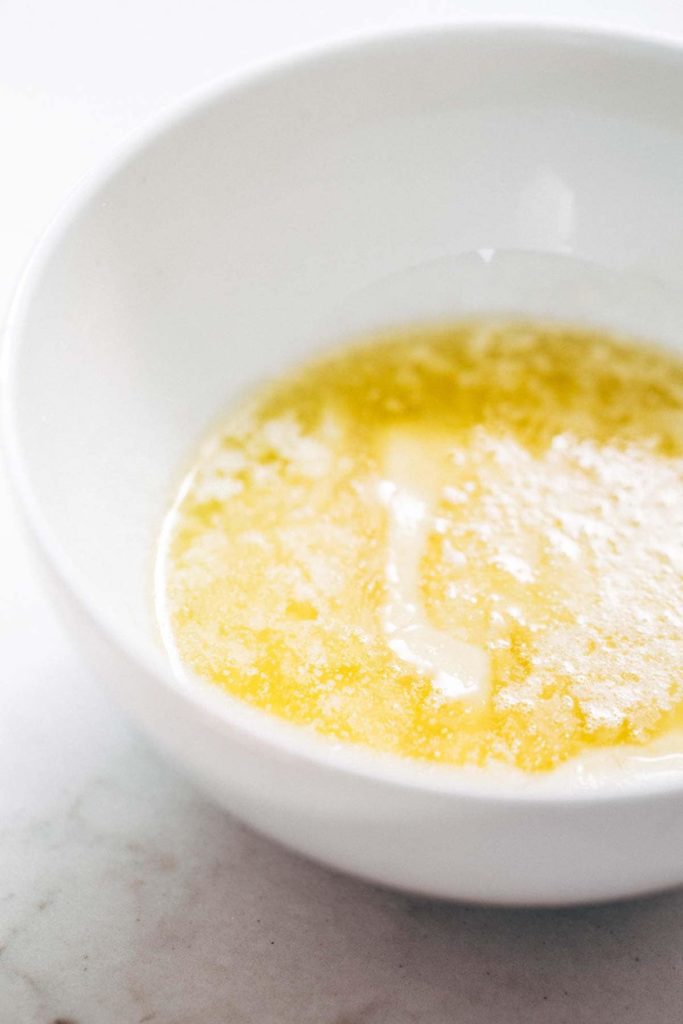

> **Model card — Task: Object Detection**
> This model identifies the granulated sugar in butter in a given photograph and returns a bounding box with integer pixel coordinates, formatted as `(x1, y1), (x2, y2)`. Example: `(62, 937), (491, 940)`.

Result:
(159, 321), (683, 772)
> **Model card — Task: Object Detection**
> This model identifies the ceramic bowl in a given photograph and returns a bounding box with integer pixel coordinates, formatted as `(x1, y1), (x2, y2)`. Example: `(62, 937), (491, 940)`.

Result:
(6, 24), (683, 904)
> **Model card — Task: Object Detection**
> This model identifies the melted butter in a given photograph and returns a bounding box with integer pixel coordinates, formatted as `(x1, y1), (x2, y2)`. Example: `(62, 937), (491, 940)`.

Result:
(379, 432), (490, 703)
(160, 321), (683, 774)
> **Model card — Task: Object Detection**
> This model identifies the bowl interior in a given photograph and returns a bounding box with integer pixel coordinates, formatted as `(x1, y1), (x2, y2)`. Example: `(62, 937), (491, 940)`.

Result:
(9, 26), (683, 682)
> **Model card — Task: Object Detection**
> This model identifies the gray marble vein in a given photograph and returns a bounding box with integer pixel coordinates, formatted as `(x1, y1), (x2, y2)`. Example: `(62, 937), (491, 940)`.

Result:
(1, 725), (683, 1024)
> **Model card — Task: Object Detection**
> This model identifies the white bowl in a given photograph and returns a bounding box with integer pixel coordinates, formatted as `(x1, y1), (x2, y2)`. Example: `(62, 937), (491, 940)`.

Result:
(6, 23), (683, 905)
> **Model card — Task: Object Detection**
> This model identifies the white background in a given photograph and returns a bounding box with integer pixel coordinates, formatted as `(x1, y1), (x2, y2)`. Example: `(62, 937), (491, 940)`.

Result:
(2, 2), (683, 1021)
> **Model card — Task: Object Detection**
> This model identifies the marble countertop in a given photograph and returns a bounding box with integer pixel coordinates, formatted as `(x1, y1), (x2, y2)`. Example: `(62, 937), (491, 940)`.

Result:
(2, 2), (683, 1021)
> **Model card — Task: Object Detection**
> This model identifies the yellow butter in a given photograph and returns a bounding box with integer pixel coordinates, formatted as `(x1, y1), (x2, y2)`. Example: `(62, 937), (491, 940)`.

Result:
(160, 321), (683, 772)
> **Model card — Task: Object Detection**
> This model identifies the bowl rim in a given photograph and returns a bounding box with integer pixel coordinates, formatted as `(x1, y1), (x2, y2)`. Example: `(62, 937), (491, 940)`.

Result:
(6, 18), (683, 806)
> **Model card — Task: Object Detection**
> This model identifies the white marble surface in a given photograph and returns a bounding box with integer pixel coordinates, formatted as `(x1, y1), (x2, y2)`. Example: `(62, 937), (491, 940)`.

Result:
(2, 2), (683, 1021)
